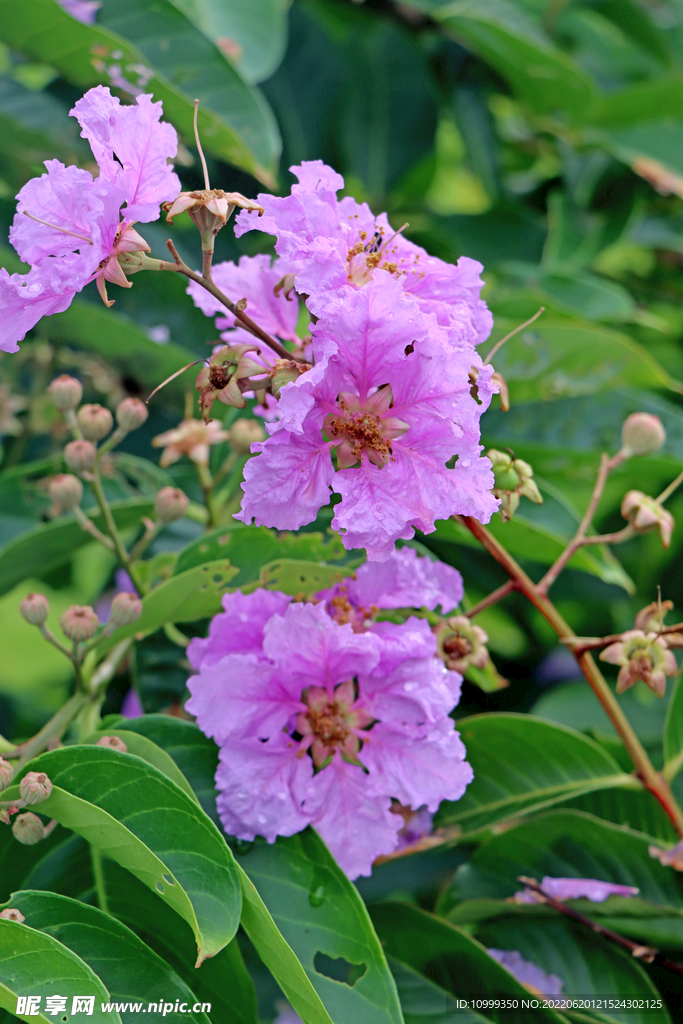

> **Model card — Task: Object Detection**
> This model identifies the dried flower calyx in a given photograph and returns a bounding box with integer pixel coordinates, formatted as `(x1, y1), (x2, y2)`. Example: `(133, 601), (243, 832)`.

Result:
(163, 190), (263, 248)
(487, 449), (542, 522)
(435, 615), (489, 673)
(600, 629), (678, 698)
(196, 345), (267, 419)
(621, 491), (674, 548)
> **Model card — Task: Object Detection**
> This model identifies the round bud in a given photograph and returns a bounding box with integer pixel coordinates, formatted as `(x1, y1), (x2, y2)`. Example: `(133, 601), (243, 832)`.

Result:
(48, 473), (83, 511)
(0, 757), (14, 792)
(64, 439), (97, 473)
(20, 593), (49, 627)
(97, 735), (128, 753)
(116, 397), (148, 432)
(12, 812), (45, 846)
(77, 403), (113, 442)
(59, 605), (100, 642)
(0, 908), (25, 923)
(621, 413), (666, 457)
(492, 465), (520, 491)
(19, 771), (52, 806)
(154, 486), (189, 524)
(47, 374), (82, 411)
(109, 592), (142, 629)
(229, 418), (265, 454)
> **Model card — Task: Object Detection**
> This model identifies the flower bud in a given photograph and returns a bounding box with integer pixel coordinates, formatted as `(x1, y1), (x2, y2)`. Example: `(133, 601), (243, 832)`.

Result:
(116, 397), (148, 432)
(0, 758), (14, 792)
(0, 810), (10, 825)
(435, 615), (489, 673)
(228, 418), (265, 454)
(621, 413), (666, 457)
(48, 473), (83, 511)
(97, 735), (127, 753)
(109, 592), (142, 629)
(59, 605), (100, 642)
(12, 812), (45, 846)
(77, 403), (113, 442)
(154, 486), (189, 524)
(0, 908), (25, 923)
(622, 491), (674, 548)
(47, 374), (82, 411)
(19, 772), (52, 806)
(635, 599), (673, 633)
(487, 449), (542, 523)
(64, 439), (97, 473)
(270, 359), (309, 399)
(20, 593), (49, 627)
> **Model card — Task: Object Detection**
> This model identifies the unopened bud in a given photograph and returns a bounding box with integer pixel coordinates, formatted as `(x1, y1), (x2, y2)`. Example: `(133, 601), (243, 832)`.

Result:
(64, 439), (97, 473)
(47, 374), (82, 411)
(116, 397), (148, 432)
(0, 810), (9, 825)
(228, 418), (265, 454)
(0, 758), (14, 792)
(19, 772), (52, 806)
(77, 403), (113, 442)
(12, 812), (45, 846)
(97, 735), (127, 753)
(109, 592), (142, 629)
(48, 473), (83, 511)
(622, 491), (674, 548)
(20, 593), (49, 627)
(487, 449), (542, 523)
(270, 359), (309, 399)
(154, 486), (189, 524)
(59, 605), (100, 642)
(0, 908), (25, 923)
(621, 413), (666, 457)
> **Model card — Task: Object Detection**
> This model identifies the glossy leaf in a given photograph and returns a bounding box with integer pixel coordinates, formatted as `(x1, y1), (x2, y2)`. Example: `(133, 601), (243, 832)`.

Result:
(665, 673), (683, 780)
(387, 957), (491, 1024)
(238, 830), (403, 1024)
(1, 890), (211, 1022)
(0, 499), (153, 598)
(258, 558), (347, 598)
(82, 729), (199, 804)
(4, 746), (241, 965)
(0, 0), (279, 183)
(436, 714), (635, 835)
(0, 920), (118, 1023)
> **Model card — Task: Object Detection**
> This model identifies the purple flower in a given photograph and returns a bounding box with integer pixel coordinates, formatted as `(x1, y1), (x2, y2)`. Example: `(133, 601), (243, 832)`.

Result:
(319, 546), (463, 630)
(234, 160), (492, 350)
(236, 274), (497, 559)
(395, 805), (434, 849)
(186, 592), (471, 878)
(121, 688), (144, 718)
(488, 950), (564, 997)
(56, 0), (100, 23)
(1, 86), (178, 352)
(516, 877), (640, 903)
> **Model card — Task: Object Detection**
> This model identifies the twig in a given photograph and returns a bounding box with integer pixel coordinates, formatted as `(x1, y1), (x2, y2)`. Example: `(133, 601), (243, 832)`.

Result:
(465, 581), (516, 619)
(484, 308), (544, 365)
(562, 619), (683, 656)
(11, 692), (88, 770)
(657, 468), (683, 505)
(72, 506), (116, 552)
(519, 876), (683, 977)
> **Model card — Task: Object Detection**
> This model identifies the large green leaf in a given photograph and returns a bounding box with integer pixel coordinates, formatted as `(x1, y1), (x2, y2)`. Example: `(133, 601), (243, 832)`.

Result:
(387, 957), (491, 1024)
(0, 0), (278, 183)
(239, 830), (403, 1024)
(0, 919), (119, 1023)
(0, 499), (153, 598)
(665, 673), (683, 781)
(237, 863), (335, 1024)
(4, 747), (241, 965)
(1, 891), (211, 1023)
(82, 729), (199, 804)
(436, 713), (635, 835)
(370, 903), (567, 1024)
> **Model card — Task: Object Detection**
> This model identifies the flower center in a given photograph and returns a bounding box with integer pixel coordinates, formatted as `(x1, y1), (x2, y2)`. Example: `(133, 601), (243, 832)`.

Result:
(295, 680), (374, 768)
(345, 223), (408, 286)
(323, 387), (409, 469)
(443, 636), (473, 659)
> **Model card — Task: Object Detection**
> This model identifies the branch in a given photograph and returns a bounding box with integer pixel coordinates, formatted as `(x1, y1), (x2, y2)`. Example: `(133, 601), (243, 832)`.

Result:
(466, 581), (516, 619)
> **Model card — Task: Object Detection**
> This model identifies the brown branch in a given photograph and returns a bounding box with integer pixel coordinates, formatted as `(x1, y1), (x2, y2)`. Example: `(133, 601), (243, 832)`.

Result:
(563, 619), (683, 656)
(466, 581), (516, 619)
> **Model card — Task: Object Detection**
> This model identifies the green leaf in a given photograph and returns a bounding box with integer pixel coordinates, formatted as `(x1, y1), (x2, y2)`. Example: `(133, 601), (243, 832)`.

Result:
(370, 903), (567, 1024)
(4, 746), (241, 965)
(258, 558), (347, 598)
(0, 499), (153, 599)
(237, 862), (335, 1024)
(664, 673), (683, 781)
(561, 786), (678, 845)
(1, 891), (211, 1022)
(81, 729), (199, 804)
(168, 0), (289, 84)
(0, 919), (119, 1023)
(436, 713), (636, 836)
(238, 830), (403, 1024)
(387, 957), (490, 1024)
(433, 0), (595, 119)
(531, 679), (669, 747)
(0, 0), (279, 183)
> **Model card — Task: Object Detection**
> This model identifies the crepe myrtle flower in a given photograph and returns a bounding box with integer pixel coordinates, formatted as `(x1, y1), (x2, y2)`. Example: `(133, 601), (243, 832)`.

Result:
(186, 591), (471, 878)
(514, 877), (640, 903)
(236, 275), (498, 560)
(234, 160), (492, 351)
(487, 950), (563, 998)
(56, 0), (100, 23)
(600, 629), (679, 697)
(1, 85), (179, 352)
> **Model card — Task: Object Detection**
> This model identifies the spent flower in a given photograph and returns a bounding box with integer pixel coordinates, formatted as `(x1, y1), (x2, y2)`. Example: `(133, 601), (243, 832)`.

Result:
(97, 735), (128, 752)
(153, 418), (229, 467)
(435, 615), (489, 674)
(0, 908), (25, 923)
(621, 491), (674, 548)
(195, 344), (267, 420)
(600, 629), (677, 697)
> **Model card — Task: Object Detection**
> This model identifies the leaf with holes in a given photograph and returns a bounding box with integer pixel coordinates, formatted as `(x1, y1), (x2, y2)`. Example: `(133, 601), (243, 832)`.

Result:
(258, 559), (347, 598)
(0, 920), (119, 1023)
(3, 747), (241, 965)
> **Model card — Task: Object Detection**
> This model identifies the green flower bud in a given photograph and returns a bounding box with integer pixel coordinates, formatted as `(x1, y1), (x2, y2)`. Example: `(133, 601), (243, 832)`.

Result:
(621, 413), (666, 457)
(12, 812), (45, 846)
(47, 374), (82, 411)
(77, 403), (113, 442)
(64, 439), (97, 473)
(19, 772), (52, 806)
(0, 757), (14, 792)
(59, 605), (100, 642)
(48, 473), (83, 511)
(116, 397), (148, 432)
(155, 486), (189, 524)
(109, 592), (142, 629)
(20, 593), (49, 627)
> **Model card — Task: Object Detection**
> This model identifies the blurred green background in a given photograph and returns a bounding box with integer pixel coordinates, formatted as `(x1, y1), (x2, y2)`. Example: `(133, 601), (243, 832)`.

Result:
(2, 0), (683, 763)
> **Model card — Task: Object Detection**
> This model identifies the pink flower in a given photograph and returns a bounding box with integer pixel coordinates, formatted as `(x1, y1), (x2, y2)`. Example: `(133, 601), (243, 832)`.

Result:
(186, 592), (471, 878)
(516, 877), (639, 903)
(56, 0), (100, 22)
(235, 160), (492, 350)
(1, 86), (178, 351)
(236, 274), (497, 560)
(318, 546), (463, 630)
(487, 950), (563, 997)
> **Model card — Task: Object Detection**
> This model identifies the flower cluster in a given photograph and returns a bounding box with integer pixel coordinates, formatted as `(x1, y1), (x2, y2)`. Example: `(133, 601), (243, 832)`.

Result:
(1, 85), (179, 352)
(186, 549), (471, 878)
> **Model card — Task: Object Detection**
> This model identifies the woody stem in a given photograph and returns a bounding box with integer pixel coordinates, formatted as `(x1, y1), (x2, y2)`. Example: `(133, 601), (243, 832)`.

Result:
(458, 514), (683, 837)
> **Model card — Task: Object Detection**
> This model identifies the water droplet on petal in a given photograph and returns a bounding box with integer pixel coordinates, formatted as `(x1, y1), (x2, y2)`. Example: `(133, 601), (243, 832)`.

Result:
(404, 682), (418, 691)
(257, 814), (267, 824)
